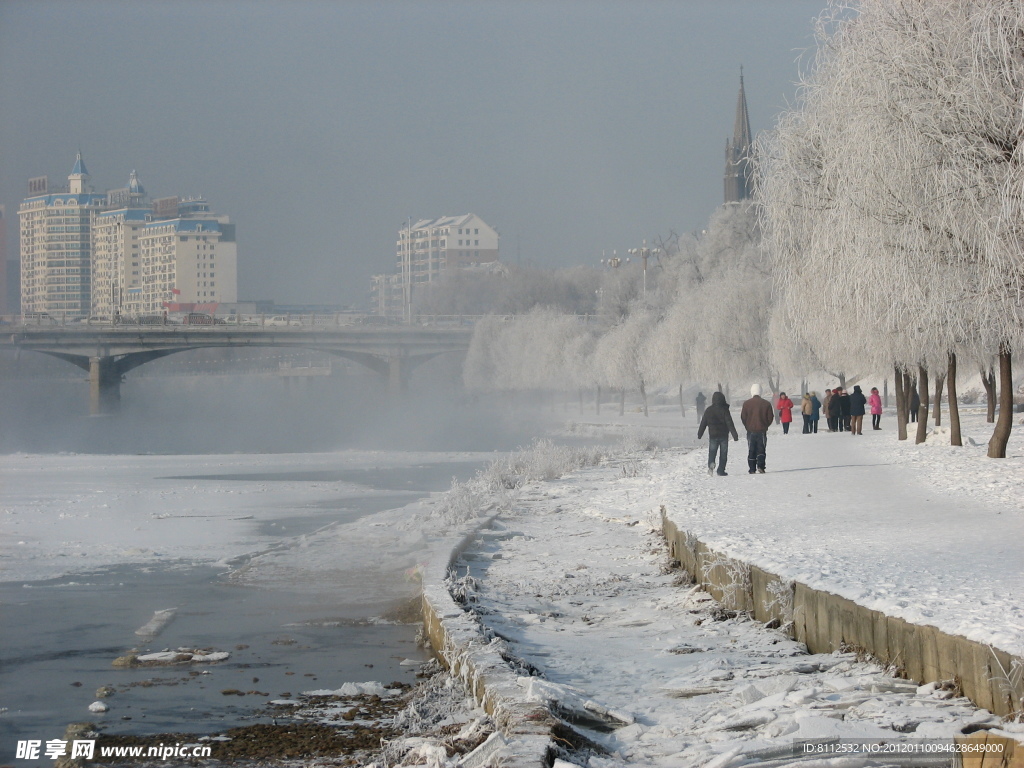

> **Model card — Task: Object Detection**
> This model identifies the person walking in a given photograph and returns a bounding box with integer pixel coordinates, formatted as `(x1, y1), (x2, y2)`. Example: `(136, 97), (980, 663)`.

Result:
(839, 387), (852, 432)
(777, 392), (794, 435)
(909, 387), (920, 423)
(695, 391), (707, 419)
(822, 389), (834, 431)
(828, 387), (844, 432)
(869, 387), (883, 430)
(849, 385), (867, 435)
(809, 391), (821, 433)
(697, 391), (739, 476)
(801, 393), (813, 434)
(740, 383), (775, 474)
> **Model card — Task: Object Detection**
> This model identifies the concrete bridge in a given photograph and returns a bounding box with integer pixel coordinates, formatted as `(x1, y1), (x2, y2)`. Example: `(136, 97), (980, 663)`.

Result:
(0, 324), (474, 414)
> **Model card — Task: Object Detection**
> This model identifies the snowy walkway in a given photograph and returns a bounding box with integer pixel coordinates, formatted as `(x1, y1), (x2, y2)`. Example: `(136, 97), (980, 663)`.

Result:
(452, 474), (1011, 766)
(652, 414), (1024, 659)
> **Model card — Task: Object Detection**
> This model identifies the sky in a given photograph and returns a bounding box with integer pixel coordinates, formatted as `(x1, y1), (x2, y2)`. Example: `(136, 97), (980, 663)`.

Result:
(0, 0), (826, 307)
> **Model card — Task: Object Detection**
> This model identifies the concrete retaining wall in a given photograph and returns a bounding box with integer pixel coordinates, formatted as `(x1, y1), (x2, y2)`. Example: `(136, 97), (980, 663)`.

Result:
(663, 514), (1024, 718)
(420, 517), (557, 768)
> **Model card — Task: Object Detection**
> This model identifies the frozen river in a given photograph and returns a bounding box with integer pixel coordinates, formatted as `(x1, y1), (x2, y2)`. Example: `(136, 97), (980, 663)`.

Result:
(0, 450), (491, 756)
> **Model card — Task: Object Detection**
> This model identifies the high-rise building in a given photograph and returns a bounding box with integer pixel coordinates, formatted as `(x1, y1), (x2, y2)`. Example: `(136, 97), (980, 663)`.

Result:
(0, 204), (7, 315)
(131, 200), (237, 315)
(91, 171), (149, 318)
(372, 213), (499, 319)
(19, 154), (238, 318)
(724, 71), (754, 204)
(18, 153), (107, 315)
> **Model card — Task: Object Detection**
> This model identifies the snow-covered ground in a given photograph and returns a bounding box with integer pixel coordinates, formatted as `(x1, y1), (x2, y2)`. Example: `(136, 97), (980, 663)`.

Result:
(453, 490), (1014, 766)
(556, 402), (1024, 657)
(393, 402), (1024, 766)
(0, 450), (489, 584)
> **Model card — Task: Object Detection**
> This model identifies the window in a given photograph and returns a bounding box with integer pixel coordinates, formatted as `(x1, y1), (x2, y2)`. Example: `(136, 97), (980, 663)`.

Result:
(474, 228), (479, 234)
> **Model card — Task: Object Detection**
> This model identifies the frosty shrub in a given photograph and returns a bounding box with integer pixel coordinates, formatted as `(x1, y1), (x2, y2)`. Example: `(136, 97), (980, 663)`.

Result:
(958, 388), (982, 405)
(620, 428), (661, 453)
(989, 649), (1023, 717)
(766, 578), (795, 627)
(379, 671), (492, 766)
(424, 439), (608, 533)
(430, 476), (490, 527)
(479, 438), (606, 492)
(700, 551), (752, 611)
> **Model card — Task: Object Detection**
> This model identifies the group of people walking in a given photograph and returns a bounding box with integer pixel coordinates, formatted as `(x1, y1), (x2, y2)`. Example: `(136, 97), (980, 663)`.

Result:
(696, 382), (885, 476)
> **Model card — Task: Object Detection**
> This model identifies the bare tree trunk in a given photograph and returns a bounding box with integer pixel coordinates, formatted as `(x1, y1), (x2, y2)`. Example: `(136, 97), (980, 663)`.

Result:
(894, 365), (908, 441)
(579, 387), (584, 415)
(838, 372), (847, 389)
(932, 373), (945, 427)
(640, 379), (648, 417)
(596, 386), (601, 415)
(987, 346), (1013, 458)
(947, 353), (962, 447)
(619, 388), (625, 416)
(915, 366), (929, 444)
(904, 371), (914, 429)
(883, 378), (888, 409)
(679, 384), (685, 417)
(982, 367), (996, 423)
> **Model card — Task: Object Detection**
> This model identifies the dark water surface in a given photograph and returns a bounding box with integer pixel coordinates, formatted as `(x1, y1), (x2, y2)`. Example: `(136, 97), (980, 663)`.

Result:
(0, 459), (485, 763)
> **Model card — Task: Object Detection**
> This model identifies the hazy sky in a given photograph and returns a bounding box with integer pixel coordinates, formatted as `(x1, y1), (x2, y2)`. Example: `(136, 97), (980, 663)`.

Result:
(0, 0), (824, 307)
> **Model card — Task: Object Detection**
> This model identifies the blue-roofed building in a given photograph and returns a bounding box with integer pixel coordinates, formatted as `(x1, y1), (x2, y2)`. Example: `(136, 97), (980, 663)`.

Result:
(18, 153), (108, 315)
(19, 155), (238, 317)
(133, 202), (237, 314)
(92, 201), (152, 318)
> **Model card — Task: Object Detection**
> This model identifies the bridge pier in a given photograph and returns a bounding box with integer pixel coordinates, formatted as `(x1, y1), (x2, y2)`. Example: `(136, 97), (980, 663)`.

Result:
(89, 356), (121, 416)
(388, 354), (409, 394)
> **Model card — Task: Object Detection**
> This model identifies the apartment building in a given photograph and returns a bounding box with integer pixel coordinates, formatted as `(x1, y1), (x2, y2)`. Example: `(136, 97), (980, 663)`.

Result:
(372, 213), (499, 319)
(19, 154), (237, 318)
(131, 206), (237, 315)
(18, 153), (107, 315)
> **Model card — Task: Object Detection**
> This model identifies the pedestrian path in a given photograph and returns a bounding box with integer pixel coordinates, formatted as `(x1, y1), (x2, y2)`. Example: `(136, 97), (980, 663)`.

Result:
(450, 463), (1013, 766)
(655, 420), (1024, 660)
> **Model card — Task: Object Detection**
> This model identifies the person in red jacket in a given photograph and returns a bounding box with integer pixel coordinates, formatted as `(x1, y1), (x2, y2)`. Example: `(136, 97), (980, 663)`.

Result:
(869, 386), (883, 430)
(776, 392), (795, 434)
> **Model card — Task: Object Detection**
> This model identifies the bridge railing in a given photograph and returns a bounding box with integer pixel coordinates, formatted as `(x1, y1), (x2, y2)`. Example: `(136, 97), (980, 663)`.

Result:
(0, 312), (598, 329)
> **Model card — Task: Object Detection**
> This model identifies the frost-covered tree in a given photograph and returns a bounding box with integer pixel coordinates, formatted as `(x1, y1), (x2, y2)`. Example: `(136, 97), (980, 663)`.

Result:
(759, 0), (1024, 456)
(593, 309), (655, 415)
(463, 308), (594, 393)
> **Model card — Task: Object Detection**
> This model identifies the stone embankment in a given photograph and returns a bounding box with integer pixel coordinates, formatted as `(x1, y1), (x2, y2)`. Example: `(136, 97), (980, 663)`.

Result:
(662, 513), (1022, 764)
(420, 517), (557, 768)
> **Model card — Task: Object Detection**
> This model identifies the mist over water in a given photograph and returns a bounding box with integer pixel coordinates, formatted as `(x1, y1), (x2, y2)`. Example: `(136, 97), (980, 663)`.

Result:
(0, 349), (554, 752)
(0, 349), (544, 455)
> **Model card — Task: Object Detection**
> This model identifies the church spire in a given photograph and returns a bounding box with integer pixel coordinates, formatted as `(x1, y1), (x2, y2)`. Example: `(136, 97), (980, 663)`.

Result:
(733, 67), (752, 156)
(724, 68), (753, 204)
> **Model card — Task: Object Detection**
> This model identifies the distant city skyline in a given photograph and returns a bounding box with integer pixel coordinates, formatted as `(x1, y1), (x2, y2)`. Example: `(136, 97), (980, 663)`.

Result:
(0, 0), (826, 307)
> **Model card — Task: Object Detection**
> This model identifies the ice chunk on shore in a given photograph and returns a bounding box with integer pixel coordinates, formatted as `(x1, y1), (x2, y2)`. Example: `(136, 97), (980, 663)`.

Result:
(135, 608), (176, 637)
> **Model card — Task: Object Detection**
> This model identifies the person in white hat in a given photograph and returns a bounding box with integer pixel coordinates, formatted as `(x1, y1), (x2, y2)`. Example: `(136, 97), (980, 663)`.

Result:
(740, 383), (775, 474)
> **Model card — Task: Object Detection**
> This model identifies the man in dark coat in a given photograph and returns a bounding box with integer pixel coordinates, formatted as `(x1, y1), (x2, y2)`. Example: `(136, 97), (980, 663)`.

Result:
(828, 387), (845, 432)
(695, 391), (707, 419)
(697, 391), (739, 475)
(740, 383), (775, 474)
(839, 387), (852, 432)
(849, 385), (867, 435)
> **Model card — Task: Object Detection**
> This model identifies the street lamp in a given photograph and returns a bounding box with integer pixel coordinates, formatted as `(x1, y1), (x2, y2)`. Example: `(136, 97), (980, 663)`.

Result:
(600, 249), (627, 269)
(627, 240), (661, 297)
